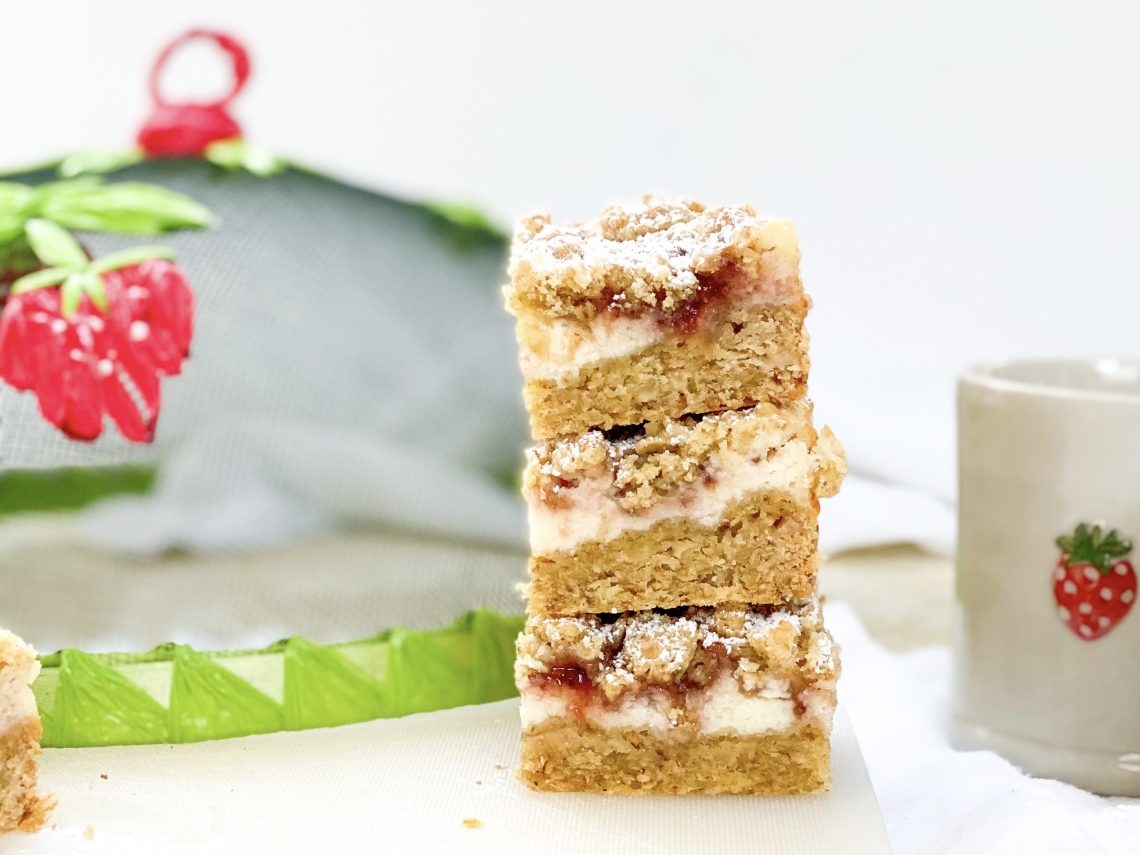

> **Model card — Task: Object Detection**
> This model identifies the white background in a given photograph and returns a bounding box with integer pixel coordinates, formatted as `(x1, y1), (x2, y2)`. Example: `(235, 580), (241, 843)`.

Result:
(4, 0), (1139, 513)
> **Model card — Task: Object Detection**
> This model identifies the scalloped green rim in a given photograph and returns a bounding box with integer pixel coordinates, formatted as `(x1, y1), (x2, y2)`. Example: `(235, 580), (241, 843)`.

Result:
(34, 609), (523, 747)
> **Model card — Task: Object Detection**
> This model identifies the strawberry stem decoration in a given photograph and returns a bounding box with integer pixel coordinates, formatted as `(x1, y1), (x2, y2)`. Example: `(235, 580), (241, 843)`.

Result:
(1053, 522), (1137, 641)
(0, 177), (210, 302)
(0, 219), (194, 443)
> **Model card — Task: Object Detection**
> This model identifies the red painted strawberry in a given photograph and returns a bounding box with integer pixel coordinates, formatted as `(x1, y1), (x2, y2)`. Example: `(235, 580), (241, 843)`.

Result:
(0, 219), (193, 442)
(1053, 522), (1137, 641)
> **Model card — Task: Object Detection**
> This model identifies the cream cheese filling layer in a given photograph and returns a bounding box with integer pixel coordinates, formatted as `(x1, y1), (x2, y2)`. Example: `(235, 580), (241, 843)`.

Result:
(0, 654), (39, 735)
(519, 675), (827, 736)
(528, 435), (814, 555)
(519, 691), (674, 733)
(517, 276), (797, 382)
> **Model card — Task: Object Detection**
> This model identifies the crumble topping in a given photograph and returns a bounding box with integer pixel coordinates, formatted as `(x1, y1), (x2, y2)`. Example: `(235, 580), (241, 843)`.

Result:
(516, 600), (837, 704)
(525, 400), (824, 512)
(506, 196), (800, 321)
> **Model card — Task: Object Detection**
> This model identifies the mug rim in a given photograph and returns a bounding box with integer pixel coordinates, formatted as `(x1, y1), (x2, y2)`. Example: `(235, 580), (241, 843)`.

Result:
(960, 356), (1140, 404)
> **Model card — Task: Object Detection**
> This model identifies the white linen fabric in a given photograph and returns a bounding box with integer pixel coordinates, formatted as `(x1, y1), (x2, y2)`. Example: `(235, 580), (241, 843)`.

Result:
(827, 603), (1140, 854)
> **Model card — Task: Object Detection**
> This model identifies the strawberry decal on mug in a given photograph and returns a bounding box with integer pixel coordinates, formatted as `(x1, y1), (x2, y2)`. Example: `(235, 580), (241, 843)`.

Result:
(1053, 522), (1136, 641)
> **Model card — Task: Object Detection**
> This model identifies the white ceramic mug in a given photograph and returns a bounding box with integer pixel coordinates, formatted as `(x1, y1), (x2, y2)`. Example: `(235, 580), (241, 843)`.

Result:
(954, 357), (1140, 795)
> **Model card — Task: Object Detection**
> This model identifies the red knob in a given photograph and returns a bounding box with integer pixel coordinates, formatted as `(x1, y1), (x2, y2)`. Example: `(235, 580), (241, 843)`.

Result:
(137, 29), (250, 158)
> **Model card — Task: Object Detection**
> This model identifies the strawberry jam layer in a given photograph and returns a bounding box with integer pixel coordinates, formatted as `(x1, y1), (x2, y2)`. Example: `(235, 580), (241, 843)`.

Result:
(588, 262), (790, 340)
(528, 643), (738, 720)
(670, 264), (749, 336)
(537, 664), (596, 717)
(516, 602), (838, 735)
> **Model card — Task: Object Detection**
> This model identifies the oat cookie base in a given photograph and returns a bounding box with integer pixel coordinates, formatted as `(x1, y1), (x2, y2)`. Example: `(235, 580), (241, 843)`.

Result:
(520, 718), (831, 795)
(521, 300), (809, 440)
(527, 490), (818, 615)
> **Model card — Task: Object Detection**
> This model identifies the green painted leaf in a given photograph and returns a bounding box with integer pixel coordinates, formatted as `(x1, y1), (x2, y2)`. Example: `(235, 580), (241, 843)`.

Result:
(0, 465), (155, 516)
(169, 646), (284, 743)
(0, 181), (35, 209)
(59, 275), (84, 317)
(421, 201), (505, 237)
(90, 246), (177, 273)
(51, 649), (169, 747)
(58, 149), (145, 178)
(38, 182), (212, 233)
(0, 234), (38, 277)
(1059, 521), (1134, 572)
(0, 221), (27, 246)
(419, 200), (507, 250)
(205, 139), (287, 177)
(282, 637), (387, 730)
(29, 177), (102, 203)
(10, 266), (69, 294)
(24, 219), (86, 269)
(0, 185), (35, 245)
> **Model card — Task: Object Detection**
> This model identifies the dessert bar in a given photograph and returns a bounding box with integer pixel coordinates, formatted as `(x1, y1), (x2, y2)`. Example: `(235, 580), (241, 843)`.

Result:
(525, 400), (845, 614)
(516, 599), (838, 794)
(0, 631), (50, 834)
(506, 196), (809, 440)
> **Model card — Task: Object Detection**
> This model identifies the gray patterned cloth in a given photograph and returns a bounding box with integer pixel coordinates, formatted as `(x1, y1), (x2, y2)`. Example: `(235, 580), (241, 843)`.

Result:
(1, 161), (529, 555)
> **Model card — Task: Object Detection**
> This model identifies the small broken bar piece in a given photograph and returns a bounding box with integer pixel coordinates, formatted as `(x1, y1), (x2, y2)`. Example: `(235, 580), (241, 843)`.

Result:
(524, 400), (846, 615)
(1, 630), (52, 835)
(505, 196), (809, 440)
(516, 599), (838, 795)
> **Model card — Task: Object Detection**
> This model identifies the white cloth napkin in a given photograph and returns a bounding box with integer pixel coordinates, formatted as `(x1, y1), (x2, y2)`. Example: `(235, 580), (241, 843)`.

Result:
(826, 603), (1140, 854)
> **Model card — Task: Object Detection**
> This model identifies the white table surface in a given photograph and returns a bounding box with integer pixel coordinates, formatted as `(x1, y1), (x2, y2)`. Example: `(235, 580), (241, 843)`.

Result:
(0, 701), (890, 855)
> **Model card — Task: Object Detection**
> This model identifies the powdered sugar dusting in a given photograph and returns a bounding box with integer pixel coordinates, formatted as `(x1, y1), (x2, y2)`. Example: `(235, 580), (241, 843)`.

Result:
(506, 195), (800, 319)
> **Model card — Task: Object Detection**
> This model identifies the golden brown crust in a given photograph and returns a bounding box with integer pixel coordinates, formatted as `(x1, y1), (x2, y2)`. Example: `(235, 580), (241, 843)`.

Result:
(506, 196), (801, 321)
(0, 717), (52, 835)
(521, 300), (809, 440)
(519, 718), (831, 794)
(528, 490), (819, 615)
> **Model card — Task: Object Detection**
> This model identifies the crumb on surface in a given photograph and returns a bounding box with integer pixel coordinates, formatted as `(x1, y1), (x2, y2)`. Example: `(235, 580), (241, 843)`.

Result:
(99, 774), (108, 781)
(83, 825), (95, 841)
(462, 818), (483, 829)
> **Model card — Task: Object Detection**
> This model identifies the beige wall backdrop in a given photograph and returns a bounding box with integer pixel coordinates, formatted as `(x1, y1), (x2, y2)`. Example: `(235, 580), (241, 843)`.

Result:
(4, 0), (1138, 507)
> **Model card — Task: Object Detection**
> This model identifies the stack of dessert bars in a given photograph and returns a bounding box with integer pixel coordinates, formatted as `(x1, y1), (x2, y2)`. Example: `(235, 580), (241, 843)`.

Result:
(505, 197), (846, 795)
